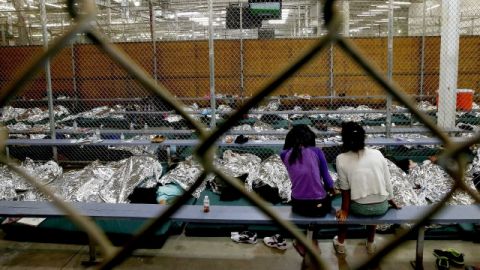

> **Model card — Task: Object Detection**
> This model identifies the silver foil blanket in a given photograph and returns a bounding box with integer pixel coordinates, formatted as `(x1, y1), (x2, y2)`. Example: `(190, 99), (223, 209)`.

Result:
(217, 150), (261, 178)
(252, 121), (281, 141)
(0, 166), (18, 201)
(99, 156), (163, 203)
(416, 101), (436, 112)
(410, 161), (476, 205)
(246, 154), (291, 202)
(159, 156), (215, 198)
(59, 105), (126, 123)
(11, 158), (62, 190)
(467, 147), (480, 176)
(386, 159), (426, 207)
(391, 133), (436, 149)
(57, 156), (162, 203)
(0, 158), (62, 201)
(233, 122), (282, 141)
(57, 161), (114, 202)
(109, 135), (160, 155)
(249, 99), (285, 120)
(0, 156), (162, 203)
(316, 106), (384, 123)
(1, 105), (69, 124)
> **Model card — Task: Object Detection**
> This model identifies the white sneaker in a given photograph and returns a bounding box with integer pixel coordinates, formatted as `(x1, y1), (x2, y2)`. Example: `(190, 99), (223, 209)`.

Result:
(332, 236), (346, 254)
(366, 241), (376, 254)
(263, 234), (288, 250)
(231, 231), (257, 244)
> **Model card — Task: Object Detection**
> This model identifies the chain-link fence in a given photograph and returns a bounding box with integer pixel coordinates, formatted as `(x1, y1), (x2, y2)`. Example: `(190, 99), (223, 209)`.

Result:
(0, 0), (479, 269)
(1, 0), (480, 164)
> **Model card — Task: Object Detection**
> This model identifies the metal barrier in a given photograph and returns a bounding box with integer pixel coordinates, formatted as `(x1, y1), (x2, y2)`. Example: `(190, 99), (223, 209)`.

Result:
(0, 0), (479, 269)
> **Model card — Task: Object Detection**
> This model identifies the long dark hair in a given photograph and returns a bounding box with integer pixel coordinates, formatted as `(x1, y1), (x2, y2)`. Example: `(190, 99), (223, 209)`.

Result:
(283, 124), (316, 165)
(341, 121), (365, 153)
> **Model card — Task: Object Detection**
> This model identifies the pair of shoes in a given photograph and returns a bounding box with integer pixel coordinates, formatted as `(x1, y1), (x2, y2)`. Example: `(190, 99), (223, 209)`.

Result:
(231, 231), (257, 244)
(435, 256), (449, 270)
(234, 135), (249, 144)
(332, 235), (346, 254)
(433, 248), (465, 267)
(263, 234), (288, 250)
(151, 135), (166, 143)
(366, 240), (376, 254)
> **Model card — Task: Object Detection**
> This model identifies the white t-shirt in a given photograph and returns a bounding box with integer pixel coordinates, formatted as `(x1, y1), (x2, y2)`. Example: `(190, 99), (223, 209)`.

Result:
(336, 148), (393, 204)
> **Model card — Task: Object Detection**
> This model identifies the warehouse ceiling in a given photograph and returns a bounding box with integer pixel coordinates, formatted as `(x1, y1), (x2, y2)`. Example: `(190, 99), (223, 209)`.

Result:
(0, 0), (477, 45)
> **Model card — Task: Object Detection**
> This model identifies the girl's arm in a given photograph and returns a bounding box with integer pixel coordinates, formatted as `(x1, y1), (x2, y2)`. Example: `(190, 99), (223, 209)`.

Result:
(314, 148), (334, 192)
(336, 190), (351, 222)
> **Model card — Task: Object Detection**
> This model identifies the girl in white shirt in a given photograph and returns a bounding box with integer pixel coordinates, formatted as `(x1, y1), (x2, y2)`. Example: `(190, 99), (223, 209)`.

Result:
(333, 121), (400, 254)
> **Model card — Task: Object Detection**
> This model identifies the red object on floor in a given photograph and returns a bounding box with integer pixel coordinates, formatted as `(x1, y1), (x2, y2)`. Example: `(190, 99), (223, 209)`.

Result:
(436, 89), (474, 111)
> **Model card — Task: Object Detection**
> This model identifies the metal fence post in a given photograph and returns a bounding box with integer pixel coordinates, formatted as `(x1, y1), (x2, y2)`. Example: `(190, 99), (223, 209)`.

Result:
(420, 0), (426, 98)
(208, 0), (216, 128)
(386, 0), (394, 139)
(40, 0), (57, 161)
(240, 3), (245, 99)
(149, 0), (157, 82)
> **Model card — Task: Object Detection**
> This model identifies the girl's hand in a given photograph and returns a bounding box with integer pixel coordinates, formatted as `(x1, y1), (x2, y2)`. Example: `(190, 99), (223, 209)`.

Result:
(388, 200), (402, 209)
(336, 209), (348, 223)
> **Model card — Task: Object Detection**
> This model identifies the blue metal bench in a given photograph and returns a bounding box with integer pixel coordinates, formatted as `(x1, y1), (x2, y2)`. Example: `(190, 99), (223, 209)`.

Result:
(0, 201), (478, 268)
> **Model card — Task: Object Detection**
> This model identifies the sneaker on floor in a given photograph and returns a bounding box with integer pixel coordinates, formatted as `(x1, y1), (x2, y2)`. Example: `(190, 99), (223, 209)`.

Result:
(231, 231), (257, 244)
(332, 236), (346, 254)
(433, 248), (464, 267)
(263, 234), (288, 250)
(435, 256), (449, 270)
(366, 240), (376, 254)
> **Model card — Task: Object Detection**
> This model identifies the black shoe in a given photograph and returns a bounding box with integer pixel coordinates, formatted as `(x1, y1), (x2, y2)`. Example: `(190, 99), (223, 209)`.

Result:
(234, 135), (249, 144)
(433, 248), (465, 267)
(231, 231), (257, 244)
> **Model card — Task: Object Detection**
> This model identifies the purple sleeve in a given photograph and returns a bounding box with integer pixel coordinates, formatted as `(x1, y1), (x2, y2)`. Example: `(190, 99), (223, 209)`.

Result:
(280, 149), (288, 164)
(313, 147), (334, 189)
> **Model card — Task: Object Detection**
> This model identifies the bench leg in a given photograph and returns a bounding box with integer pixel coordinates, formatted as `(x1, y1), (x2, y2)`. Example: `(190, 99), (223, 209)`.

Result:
(301, 224), (320, 270)
(306, 225), (314, 241)
(81, 237), (101, 266)
(413, 225), (425, 270)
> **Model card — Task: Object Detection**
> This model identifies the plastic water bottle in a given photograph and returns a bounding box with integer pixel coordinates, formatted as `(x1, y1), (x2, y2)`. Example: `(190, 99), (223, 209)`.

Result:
(203, 195), (210, 213)
(144, 123), (149, 130)
(73, 120), (78, 130)
(130, 122), (135, 130)
(120, 133), (125, 140)
(95, 128), (100, 140)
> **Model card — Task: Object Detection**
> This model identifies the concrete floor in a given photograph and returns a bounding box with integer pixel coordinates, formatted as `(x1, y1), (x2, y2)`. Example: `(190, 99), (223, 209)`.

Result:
(0, 230), (478, 270)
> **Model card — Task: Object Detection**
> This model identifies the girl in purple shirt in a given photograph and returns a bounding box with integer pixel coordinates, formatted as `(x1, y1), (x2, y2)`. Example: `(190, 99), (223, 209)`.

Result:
(280, 125), (334, 256)
(281, 124), (334, 217)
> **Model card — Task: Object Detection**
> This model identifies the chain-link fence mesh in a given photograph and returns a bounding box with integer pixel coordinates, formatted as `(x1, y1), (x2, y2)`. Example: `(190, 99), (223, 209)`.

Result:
(1, 0), (480, 163)
(0, 0), (479, 269)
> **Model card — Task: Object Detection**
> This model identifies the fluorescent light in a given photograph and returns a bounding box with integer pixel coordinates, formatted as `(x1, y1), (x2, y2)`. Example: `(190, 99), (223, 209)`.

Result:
(426, 4), (440, 11)
(267, 19), (286, 24)
(45, 3), (63, 8)
(393, 1), (411, 5)
(177, 11), (200, 17)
